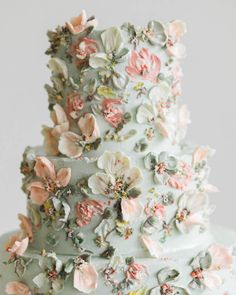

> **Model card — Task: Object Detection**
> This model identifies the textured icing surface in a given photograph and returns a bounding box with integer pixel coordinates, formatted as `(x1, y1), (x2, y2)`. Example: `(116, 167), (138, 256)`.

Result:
(0, 226), (236, 294)
(1, 10), (235, 295)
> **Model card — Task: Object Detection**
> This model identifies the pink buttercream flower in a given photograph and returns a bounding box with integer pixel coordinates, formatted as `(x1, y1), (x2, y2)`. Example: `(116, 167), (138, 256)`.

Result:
(126, 48), (161, 83)
(76, 199), (104, 227)
(6, 236), (29, 257)
(102, 98), (124, 128)
(74, 258), (98, 293)
(66, 10), (98, 35)
(18, 214), (33, 241)
(5, 281), (31, 295)
(70, 37), (99, 67)
(168, 161), (192, 190)
(144, 202), (165, 219)
(59, 113), (100, 159)
(126, 263), (148, 281)
(27, 157), (71, 205)
(191, 244), (233, 290)
(66, 93), (85, 119)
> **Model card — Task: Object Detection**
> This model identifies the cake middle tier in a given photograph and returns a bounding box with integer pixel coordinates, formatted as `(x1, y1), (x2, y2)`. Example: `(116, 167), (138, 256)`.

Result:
(21, 143), (215, 257)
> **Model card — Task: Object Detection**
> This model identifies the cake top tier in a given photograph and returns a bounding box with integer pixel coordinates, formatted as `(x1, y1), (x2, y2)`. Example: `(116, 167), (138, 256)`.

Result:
(43, 10), (189, 159)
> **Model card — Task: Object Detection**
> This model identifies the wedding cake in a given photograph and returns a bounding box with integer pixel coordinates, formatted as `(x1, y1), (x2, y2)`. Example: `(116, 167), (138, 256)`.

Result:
(0, 10), (235, 295)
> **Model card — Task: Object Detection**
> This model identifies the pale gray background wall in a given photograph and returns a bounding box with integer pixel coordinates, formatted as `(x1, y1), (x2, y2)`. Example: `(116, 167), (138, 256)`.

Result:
(0, 0), (235, 234)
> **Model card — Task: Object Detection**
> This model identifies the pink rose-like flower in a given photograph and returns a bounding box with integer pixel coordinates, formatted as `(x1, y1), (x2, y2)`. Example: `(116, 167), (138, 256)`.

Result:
(126, 48), (161, 83)
(66, 93), (85, 119)
(74, 259), (98, 293)
(168, 161), (192, 190)
(70, 38), (99, 67)
(102, 98), (124, 128)
(27, 157), (71, 205)
(6, 236), (29, 257)
(18, 214), (33, 241)
(76, 199), (104, 227)
(66, 10), (98, 35)
(126, 263), (148, 281)
(6, 281), (31, 295)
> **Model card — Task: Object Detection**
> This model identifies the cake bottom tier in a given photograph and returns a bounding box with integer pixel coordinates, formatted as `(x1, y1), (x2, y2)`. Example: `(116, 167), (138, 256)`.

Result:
(0, 225), (235, 295)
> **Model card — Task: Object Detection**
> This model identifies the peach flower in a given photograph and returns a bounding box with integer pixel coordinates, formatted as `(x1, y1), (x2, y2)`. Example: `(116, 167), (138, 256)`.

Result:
(27, 157), (71, 205)
(126, 48), (161, 83)
(18, 214), (33, 241)
(6, 236), (29, 257)
(76, 199), (104, 227)
(59, 113), (100, 159)
(74, 259), (98, 293)
(66, 10), (98, 35)
(42, 104), (69, 156)
(6, 281), (31, 295)
(102, 98), (124, 128)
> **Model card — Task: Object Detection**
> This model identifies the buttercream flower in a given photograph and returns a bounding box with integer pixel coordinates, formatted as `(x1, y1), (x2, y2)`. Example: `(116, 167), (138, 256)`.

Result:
(136, 81), (183, 140)
(190, 244), (233, 290)
(42, 104), (69, 156)
(58, 113), (100, 159)
(144, 200), (166, 219)
(18, 214), (33, 241)
(27, 156), (71, 205)
(6, 236), (29, 257)
(168, 160), (192, 190)
(6, 281), (31, 295)
(137, 81), (171, 122)
(89, 26), (129, 69)
(88, 151), (143, 222)
(74, 258), (98, 293)
(126, 48), (161, 83)
(66, 10), (98, 35)
(76, 199), (104, 227)
(175, 192), (209, 233)
(66, 93), (85, 119)
(70, 38), (99, 67)
(102, 98), (124, 128)
(140, 234), (163, 258)
(126, 263), (148, 282)
(166, 20), (187, 59)
(144, 151), (184, 187)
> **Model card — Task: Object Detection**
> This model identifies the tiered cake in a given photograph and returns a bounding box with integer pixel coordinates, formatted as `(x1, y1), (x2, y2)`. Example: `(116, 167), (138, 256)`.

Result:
(0, 10), (236, 295)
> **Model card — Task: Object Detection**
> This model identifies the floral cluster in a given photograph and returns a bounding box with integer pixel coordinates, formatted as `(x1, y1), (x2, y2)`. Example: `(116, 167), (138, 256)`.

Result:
(42, 9), (189, 161)
(144, 151), (192, 190)
(88, 151), (143, 241)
